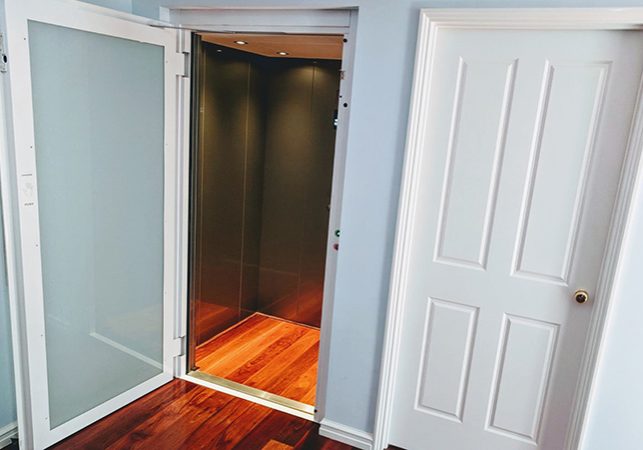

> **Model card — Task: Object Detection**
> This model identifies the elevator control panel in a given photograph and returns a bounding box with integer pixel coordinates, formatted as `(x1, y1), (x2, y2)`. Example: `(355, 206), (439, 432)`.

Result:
(21, 173), (35, 207)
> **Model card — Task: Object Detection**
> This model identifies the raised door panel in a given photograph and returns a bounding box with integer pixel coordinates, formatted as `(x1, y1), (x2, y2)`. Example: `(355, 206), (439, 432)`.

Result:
(513, 62), (610, 285)
(416, 298), (479, 422)
(435, 58), (516, 270)
(487, 315), (559, 445)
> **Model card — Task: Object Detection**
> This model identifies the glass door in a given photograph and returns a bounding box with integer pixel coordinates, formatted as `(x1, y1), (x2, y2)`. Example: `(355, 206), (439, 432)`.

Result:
(3, 0), (181, 447)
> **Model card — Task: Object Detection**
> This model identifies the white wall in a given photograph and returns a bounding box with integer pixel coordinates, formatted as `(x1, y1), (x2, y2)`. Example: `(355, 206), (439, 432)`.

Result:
(81, 0), (643, 442)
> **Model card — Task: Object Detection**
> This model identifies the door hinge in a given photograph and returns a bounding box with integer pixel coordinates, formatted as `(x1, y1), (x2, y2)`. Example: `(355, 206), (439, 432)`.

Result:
(169, 52), (189, 78)
(0, 33), (7, 73)
(179, 52), (190, 78)
(170, 336), (186, 357)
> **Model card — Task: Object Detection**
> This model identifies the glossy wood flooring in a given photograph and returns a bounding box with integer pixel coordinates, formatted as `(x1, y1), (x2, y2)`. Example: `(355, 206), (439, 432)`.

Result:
(50, 379), (355, 450)
(195, 314), (319, 406)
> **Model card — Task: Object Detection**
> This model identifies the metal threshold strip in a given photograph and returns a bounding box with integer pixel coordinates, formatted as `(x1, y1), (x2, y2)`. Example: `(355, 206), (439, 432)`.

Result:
(186, 370), (316, 418)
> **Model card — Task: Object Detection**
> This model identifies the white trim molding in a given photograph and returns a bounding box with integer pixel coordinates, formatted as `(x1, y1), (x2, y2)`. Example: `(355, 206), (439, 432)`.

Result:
(373, 7), (643, 450)
(165, 7), (352, 34)
(0, 422), (18, 449)
(319, 419), (373, 450)
(417, 7), (643, 30)
(314, 8), (358, 425)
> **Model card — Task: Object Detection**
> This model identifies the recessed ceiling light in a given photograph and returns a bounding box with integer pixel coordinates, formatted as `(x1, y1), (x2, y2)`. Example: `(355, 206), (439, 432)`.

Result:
(277, 51), (289, 56)
(234, 40), (248, 45)
(216, 49), (223, 53)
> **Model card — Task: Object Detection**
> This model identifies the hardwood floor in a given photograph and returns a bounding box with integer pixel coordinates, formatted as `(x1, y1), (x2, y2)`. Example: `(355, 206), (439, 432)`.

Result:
(195, 313), (319, 406)
(50, 379), (355, 450)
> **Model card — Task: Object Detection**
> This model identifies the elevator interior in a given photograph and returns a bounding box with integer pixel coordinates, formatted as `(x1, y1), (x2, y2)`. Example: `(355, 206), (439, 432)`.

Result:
(188, 33), (343, 409)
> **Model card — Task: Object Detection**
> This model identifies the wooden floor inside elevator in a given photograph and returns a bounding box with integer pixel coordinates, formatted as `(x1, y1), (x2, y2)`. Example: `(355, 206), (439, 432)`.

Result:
(194, 313), (320, 406)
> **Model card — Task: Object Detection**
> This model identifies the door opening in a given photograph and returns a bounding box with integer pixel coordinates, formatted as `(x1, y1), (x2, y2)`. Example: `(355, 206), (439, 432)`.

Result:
(186, 32), (344, 418)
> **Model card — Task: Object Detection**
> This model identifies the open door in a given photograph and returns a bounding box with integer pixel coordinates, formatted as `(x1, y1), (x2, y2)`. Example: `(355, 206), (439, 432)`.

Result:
(2, 0), (183, 447)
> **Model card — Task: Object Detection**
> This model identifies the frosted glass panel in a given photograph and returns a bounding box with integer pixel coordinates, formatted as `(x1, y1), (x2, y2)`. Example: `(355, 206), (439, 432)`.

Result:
(28, 21), (165, 428)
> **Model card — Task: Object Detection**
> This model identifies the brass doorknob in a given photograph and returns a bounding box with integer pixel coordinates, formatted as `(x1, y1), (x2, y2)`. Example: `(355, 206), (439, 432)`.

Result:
(574, 289), (589, 304)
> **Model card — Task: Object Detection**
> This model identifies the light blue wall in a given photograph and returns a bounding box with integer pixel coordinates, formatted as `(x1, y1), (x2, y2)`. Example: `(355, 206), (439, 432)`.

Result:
(111, 0), (643, 439)
(81, 0), (132, 12)
(582, 175), (643, 450)
(0, 196), (16, 433)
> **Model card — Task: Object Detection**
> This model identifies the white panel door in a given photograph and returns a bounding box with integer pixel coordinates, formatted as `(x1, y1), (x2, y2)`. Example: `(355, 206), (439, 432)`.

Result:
(2, 0), (182, 448)
(389, 26), (643, 450)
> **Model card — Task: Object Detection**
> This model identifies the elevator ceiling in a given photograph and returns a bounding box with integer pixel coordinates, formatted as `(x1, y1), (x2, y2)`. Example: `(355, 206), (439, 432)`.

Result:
(199, 33), (343, 60)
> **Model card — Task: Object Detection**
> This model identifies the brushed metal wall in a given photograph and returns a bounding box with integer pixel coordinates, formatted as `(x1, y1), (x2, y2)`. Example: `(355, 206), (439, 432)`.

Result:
(191, 40), (340, 346)
(191, 42), (265, 345)
(257, 60), (340, 327)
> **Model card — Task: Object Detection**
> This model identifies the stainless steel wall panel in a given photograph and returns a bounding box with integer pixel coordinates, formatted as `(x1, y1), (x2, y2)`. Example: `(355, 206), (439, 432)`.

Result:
(190, 43), (341, 348)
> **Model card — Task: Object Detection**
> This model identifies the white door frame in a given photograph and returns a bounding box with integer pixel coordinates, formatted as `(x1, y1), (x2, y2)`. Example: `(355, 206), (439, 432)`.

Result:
(0, 0), (184, 448)
(166, 6), (358, 424)
(374, 8), (643, 450)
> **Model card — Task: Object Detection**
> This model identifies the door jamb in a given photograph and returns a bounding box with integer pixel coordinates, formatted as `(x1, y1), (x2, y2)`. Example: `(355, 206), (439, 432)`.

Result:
(373, 8), (643, 450)
(169, 6), (358, 425)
